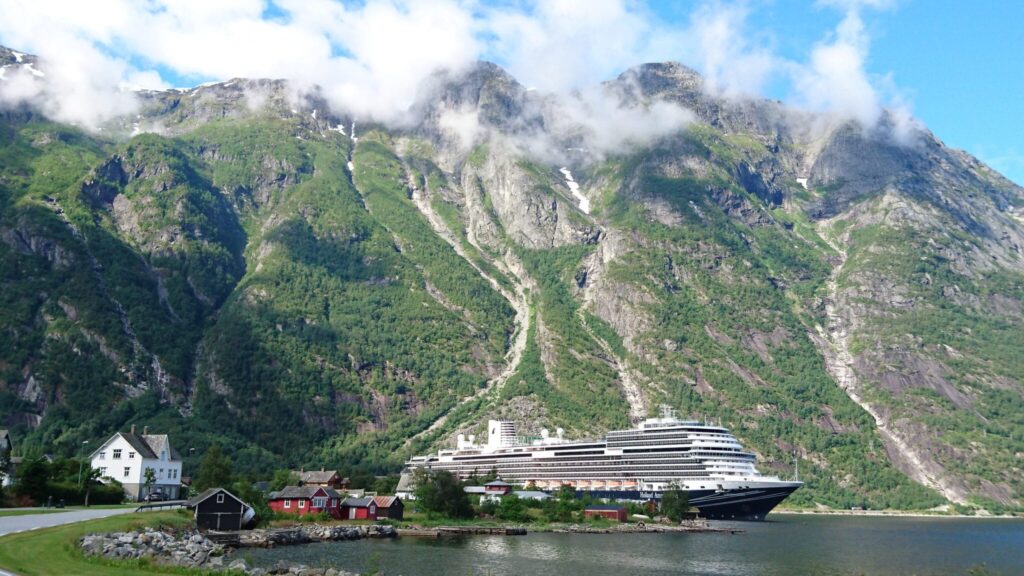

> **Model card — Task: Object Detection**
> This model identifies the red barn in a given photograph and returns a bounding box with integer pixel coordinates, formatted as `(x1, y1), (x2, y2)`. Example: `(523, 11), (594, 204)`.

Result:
(584, 505), (628, 522)
(340, 496), (378, 520)
(267, 486), (342, 519)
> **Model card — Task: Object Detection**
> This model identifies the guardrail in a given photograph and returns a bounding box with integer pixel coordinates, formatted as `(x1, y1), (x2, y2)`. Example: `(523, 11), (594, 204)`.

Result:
(134, 500), (189, 512)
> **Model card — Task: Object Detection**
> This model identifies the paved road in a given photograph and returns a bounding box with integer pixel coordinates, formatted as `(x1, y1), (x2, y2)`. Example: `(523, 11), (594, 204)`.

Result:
(0, 507), (137, 537)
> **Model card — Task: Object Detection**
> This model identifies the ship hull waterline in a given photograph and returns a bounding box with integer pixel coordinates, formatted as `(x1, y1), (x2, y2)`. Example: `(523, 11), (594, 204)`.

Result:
(581, 483), (802, 521)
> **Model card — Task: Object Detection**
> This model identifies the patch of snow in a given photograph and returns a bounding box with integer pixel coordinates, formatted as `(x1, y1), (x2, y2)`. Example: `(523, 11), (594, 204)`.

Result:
(350, 122), (357, 142)
(24, 63), (44, 77)
(347, 161), (355, 172)
(559, 167), (591, 214)
(290, 108), (298, 114)
(311, 109), (317, 120)
(131, 122), (141, 136)
(330, 124), (347, 135)
(222, 81), (234, 88)
(11, 51), (24, 63)
(0, 68), (5, 81)
(796, 177), (809, 190)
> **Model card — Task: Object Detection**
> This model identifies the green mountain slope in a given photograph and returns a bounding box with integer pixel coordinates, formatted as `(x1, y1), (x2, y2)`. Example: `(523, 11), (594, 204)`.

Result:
(1, 55), (1021, 512)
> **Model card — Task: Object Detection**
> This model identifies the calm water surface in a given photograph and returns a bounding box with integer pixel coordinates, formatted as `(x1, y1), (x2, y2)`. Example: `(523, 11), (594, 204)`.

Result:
(242, 515), (1024, 576)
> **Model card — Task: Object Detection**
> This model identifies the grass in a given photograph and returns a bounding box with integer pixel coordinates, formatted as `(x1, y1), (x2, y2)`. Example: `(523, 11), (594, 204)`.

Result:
(0, 510), (232, 575)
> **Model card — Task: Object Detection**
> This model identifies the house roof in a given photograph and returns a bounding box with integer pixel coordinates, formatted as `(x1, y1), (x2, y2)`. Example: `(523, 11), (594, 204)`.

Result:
(512, 490), (551, 500)
(188, 488), (246, 508)
(293, 469), (339, 484)
(585, 504), (626, 511)
(484, 481), (512, 487)
(372, 495), (400, 508)
(341, 497), (375, 508)
(269, 485), (342, 500)
(90, 431), (181, 461)
(464, 486), (487, 494)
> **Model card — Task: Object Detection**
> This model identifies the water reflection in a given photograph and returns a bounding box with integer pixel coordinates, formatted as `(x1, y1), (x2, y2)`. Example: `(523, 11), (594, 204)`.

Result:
(241, 517), (1024, 576)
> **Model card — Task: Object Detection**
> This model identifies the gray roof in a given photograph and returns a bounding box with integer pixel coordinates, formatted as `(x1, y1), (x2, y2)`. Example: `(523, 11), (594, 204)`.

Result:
(188, 487), (246, 508)
(294, 469), (339, 484)
(484, 480), (512, 487)
(92, 431), (181, 461)
(341, 497), (375, 507)
(513, 490), (551, 500)
(269, 485), (342, 500)
(142, 434), (182, 460)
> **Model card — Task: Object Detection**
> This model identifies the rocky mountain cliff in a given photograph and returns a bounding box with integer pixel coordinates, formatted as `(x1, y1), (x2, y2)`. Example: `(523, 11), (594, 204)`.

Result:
(2, 47), (1021, 512)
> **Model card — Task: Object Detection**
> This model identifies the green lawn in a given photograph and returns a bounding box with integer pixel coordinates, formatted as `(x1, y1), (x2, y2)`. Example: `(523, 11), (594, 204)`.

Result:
(0, 510), (235, 575)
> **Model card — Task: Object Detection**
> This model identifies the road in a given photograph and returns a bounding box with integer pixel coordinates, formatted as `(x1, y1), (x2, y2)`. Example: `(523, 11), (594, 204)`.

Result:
(0, 507), (137, 537)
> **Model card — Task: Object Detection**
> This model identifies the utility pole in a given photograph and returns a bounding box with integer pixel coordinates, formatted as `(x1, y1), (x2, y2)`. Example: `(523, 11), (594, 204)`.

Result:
(77, 440), (90, 486)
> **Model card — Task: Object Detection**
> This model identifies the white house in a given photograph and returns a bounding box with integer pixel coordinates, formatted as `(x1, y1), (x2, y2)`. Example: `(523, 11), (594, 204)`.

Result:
(90, 425), (183, 501)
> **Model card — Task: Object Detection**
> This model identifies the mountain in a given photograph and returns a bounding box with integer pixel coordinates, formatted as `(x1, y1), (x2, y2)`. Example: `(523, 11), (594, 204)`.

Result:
(1, 47), (1022, 512)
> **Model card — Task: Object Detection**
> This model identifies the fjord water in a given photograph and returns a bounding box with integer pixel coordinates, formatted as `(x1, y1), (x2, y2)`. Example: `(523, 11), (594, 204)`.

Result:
(243, 515), (1024, 575)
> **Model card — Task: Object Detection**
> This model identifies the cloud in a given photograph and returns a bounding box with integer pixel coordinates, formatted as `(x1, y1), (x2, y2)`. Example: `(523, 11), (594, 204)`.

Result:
(686, 2), (778, 97)
(0, 0), (920, 144)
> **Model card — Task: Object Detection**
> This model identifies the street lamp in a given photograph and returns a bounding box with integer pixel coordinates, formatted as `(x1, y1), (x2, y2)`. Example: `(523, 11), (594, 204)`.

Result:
(77, 440), (90, 487)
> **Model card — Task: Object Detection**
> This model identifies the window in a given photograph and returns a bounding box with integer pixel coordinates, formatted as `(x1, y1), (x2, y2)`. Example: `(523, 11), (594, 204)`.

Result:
(330, 498), (336, 507)
(216, 493), (225, 504)
(159, 468), (164, 478)
(129, 451), (135, 459)
(161, 451), (166, 460)
(284, 500), (291, 509)
(312, 497), (327, 508)
(123, 467), (130, 477)
(113, 449), (122, 459)
(98, 451), (106, 460)
(298, 500), (306, 509)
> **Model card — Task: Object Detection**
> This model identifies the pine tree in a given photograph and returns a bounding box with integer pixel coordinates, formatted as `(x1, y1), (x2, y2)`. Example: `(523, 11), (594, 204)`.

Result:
(195, 445), (233, 491)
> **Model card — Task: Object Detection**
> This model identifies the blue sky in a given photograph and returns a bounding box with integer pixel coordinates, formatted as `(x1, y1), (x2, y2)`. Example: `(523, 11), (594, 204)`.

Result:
(0, 1), (1020, 184)
(648, 1), (1024, 184)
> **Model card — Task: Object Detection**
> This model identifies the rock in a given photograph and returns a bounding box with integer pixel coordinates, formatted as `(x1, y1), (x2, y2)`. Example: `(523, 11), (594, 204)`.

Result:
(228, 558), (250, 572)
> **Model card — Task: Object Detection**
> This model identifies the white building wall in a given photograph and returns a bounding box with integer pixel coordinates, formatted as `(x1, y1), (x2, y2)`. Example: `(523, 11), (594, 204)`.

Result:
(91, 435), (183, 500)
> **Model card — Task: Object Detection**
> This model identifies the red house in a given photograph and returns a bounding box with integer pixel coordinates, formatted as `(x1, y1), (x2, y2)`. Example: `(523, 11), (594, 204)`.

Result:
(267, 486), (343, 519)
(339, 496), (378, 520)
(584, 505), (628, 522)
(484, 480), (513, 496)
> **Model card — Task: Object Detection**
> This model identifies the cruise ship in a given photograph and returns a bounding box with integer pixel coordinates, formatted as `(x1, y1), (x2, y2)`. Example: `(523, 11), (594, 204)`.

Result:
(404, 407), (801, 520)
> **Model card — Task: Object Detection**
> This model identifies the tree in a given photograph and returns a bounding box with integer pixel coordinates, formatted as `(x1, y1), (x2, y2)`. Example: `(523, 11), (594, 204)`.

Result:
(414, 469), (473, 519)
(543, 485), (580, 523)
(660, 484), (689, 523)
(195, 445), (233, 491)
(143, 467), (156, 497)
(270, 469), (299, 491)
(496, 495), (530, 522)
(14, 457), (50, 505)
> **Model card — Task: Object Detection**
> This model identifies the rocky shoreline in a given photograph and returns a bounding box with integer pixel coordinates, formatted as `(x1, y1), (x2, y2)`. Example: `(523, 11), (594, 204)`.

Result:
(79, 524), (396, 575)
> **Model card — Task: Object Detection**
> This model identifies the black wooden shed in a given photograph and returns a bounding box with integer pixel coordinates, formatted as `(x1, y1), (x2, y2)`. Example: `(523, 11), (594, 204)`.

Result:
(187, 488), (253, 531)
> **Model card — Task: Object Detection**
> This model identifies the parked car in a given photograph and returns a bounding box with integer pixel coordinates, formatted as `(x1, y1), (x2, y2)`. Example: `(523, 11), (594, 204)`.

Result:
(144, 492), (169, 502)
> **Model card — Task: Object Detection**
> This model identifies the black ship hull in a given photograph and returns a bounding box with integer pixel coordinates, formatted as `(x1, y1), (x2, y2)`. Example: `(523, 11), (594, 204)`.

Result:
(581, 483), (801, 521)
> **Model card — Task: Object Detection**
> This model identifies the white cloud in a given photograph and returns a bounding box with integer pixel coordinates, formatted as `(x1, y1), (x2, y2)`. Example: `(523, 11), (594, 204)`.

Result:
(0, 0), (919, 144)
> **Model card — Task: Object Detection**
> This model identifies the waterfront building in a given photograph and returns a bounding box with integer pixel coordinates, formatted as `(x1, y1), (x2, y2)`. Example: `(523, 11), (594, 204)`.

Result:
(267, 485), (343, 518)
